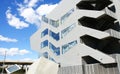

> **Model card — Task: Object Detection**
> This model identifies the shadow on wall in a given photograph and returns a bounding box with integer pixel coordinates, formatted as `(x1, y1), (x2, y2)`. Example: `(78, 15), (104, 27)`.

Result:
(78, 14), (120, 32)
(80, 35), (120, 54)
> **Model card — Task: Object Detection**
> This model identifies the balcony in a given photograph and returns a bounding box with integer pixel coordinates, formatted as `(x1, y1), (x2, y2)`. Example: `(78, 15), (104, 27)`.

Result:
(80, 35), (120, 54)
(78, 14), (118, 31)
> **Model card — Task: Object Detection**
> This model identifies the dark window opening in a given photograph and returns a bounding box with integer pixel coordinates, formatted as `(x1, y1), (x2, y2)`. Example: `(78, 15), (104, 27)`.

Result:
(108, 5), (116, 13)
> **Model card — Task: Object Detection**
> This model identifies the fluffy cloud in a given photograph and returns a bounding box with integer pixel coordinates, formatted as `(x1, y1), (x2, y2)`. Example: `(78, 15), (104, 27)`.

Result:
(28, 0), (42, 7)
(19, 49), (30, 55)
(6, 8), (29, 29)
(20, 8), (40, 27)
(0, 48), (30, 56)
(36, 4), (58, 15)
(6, 0), (59, 29)
(21, 58), (36, 61)
(0, 35), (17, 42)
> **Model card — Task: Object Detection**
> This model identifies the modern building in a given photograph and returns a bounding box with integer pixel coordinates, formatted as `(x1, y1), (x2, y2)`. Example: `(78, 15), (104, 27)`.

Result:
(30, 0), (120, 73)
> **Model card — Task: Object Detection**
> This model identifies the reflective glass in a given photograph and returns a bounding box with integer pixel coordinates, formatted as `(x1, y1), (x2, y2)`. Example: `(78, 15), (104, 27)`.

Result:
(42, 15), (59, 28)
(49, 30), (59, 41)
(61, 23), (76, 38)
(41, 40), (48, 48)
(50, 19), (59, 27)
(6, 65), (20, 73)
(62, 40), (77, 54)
(41, 29), (48, 38)
(49, 42), (60, 56)
(49, 57), (56, 62)
(61, 9), (74, 24)
(43, 52), (48, 58)
(42, 15), (48, 23)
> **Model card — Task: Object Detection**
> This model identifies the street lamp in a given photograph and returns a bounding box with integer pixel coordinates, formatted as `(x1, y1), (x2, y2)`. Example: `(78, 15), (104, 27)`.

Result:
(1, 50), (7, 74)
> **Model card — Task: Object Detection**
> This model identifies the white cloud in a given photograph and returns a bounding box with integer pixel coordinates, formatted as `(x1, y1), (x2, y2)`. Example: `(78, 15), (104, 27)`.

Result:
(21, 58), (36, 61)
(28, 0), (40, 7)
(19, 49), (30, 55)
(0, 35), (18, 42)
(36, 4), (58, 15)
(20, 8), (40, 27)
(6, 0), (59, 29)
(23, 0), (44, 7)
(6, 8), (29, 29)
(0, 48), (8, 56)
(24, 0), (29, 4)
(17, 3), (58, 27)
(0, 48), (30, 56)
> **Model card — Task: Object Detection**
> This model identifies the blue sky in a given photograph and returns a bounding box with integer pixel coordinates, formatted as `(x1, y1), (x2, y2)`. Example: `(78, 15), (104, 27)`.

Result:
(0, 0), (60, 61)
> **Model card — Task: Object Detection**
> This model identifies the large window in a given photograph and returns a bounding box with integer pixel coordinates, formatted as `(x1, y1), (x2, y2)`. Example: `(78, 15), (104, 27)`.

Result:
(42, 15), (59, 28)
(62, 40), (77, 54)
(43, 52), (48, 58)
(49, 30), (60, 41)
(49, 42), (60, 56)
(61, 23), (76, 38)
(61, 9), (74, 24)
(41, 40), (48, 48)
(41, 29), (48, 38)
(42, 15), (48, 23)
(50, 19), (59, 27)
(49, 57), (56, 62)
(6, 65), (20, 74)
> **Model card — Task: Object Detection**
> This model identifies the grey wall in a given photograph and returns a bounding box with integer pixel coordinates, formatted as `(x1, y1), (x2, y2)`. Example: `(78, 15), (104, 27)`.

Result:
(58, 54), (120, 74)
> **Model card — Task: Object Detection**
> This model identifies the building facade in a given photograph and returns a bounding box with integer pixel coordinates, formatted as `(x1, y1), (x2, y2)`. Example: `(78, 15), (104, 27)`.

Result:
(30, 0), (120, 71)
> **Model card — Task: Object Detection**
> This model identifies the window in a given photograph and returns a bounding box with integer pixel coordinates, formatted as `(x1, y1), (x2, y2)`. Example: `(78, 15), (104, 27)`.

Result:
(41, 40), (48, 48)
(50, 19), (59, 27)
(6, 65), (20, 74)
(61, 23), (76, 38)
(41, 29), (48, 38)
(42, 15), (48, 23)
(49, 30), (60, 41)
(62, 40), (77, 54)
(61, 9), (74, 24)
(49, 42), (60, 56)
(43, 52), (48, 58)
(49, 57), (56, 62)
(42, 15), (59, 28)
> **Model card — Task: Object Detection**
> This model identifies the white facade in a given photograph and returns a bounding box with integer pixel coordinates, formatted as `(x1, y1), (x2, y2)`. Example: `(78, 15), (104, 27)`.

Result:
(30, 0), (120, 67)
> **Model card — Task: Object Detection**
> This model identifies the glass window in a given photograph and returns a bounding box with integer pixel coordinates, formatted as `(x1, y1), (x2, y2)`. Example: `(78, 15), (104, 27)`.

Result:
(50, 19), (59, 27)
(41, 40), (48, 48)
(43, 52), (48, 58)
(49, 57), (56, 62)
(6, 65), (20, 73)
(42, 15), (59, 27)
(61, 9), (74, 24)
(61, 23), (76, 38)
(49, 42), (60, 56)
(42, 15), (48, 23)
(62, 40), (77, 54)
(49, 30), (60, 41)
(41, 29), (48, 38)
